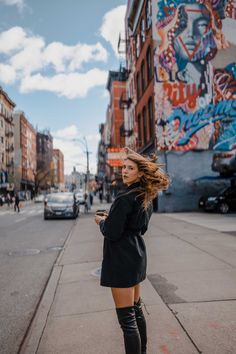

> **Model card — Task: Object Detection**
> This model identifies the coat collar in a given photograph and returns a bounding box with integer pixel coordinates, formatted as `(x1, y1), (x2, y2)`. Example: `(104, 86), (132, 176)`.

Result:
(126, 181), (141, 190)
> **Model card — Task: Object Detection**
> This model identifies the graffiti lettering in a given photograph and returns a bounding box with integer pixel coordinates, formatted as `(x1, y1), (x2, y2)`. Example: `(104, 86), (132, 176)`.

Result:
(163, 82), (200, 109)
(167, 99), (236, 145)
(198, 94), (212, 108)
(154, 66), (189, 83)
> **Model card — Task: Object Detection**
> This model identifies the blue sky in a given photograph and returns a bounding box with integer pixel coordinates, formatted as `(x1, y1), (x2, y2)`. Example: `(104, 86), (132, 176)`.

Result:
(0, 0), (126, 174)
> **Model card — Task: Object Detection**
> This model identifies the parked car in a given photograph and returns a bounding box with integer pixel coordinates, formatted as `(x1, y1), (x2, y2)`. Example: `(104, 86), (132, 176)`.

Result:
(35, 194), (45, 203)
(212, 149), (236, 176)
(44, 192), (79, 220)
(75, 191), (86, 205)
(199, 186), (236, 214)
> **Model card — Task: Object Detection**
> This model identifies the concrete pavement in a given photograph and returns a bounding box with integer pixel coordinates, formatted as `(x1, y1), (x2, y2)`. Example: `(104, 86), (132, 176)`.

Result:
(19, 200), (236, 354)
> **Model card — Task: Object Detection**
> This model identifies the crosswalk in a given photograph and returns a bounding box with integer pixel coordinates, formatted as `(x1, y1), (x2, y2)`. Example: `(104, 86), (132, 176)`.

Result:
(0, 206), (43, 217)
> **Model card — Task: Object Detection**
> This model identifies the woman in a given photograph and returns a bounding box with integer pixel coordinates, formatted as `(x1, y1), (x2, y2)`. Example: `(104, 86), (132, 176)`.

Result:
(95, 148), (170, 354)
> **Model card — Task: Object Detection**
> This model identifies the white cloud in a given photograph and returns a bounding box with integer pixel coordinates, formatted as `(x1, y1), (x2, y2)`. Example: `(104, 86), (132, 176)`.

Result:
(0, 0), (25, 10)
(9, 35), (45, 76)
(20, 68), (108, 99)
(68, 42), (108, 71)
(52, 126), (99, 175)
(0, 63), (16, 83)
(0, 26), (27, 54)
(100, 5), (126, 57)
(0, 26), (108, 98)
(53, 125), (80, 138)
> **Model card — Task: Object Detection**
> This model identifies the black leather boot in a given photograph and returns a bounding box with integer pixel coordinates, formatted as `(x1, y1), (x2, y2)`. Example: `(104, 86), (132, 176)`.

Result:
(116, 306), (141, 354)
(134, 298), (147, 354)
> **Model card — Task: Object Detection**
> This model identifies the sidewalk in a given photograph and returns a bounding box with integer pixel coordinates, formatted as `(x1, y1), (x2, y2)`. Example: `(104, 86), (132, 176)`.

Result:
(20, 199), (236, 354)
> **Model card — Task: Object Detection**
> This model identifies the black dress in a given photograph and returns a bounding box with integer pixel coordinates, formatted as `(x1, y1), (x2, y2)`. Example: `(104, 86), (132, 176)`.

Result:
(99, 182), (153, 288)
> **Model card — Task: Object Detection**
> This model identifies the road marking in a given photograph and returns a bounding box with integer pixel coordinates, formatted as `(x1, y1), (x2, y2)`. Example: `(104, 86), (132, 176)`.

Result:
(14, 217), (26, 223)
(0, 208), (43, 217)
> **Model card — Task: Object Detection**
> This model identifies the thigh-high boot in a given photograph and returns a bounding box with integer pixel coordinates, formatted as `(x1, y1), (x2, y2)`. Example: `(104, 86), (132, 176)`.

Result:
(116, 306), (141, 354)
(134, 298), (147, 354)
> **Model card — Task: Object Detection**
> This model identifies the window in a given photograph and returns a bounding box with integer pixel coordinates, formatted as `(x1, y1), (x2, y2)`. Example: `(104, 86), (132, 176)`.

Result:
(148, 98), (154, 139)
(141, 61), (146, 93)
(143, 107), (147, 144)
(146, 0), (152, 29)
(146, 46), (152, 82)
(138, 114), (142, 147)
(136, 72), (140, 100)
(0, 120), (3, 128)
(1, 136), (3, 144)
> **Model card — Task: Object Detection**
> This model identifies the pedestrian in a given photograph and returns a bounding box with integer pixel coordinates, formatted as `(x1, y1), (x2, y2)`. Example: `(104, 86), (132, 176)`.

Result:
(6, 192), (10, 207)
(89, 191), (94, 206)
(99, 189), (103, 203)
(94, 147), (170, 354)
(14, 193), (20, 212)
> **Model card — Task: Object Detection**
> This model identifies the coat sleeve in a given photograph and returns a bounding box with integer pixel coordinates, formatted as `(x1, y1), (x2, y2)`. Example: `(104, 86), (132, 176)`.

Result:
(141, 202), (153, 235)
(99, 195), (132, 241)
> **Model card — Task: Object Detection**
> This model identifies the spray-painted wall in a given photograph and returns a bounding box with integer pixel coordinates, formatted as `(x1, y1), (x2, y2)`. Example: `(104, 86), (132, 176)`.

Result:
(153, 0), (236, 211)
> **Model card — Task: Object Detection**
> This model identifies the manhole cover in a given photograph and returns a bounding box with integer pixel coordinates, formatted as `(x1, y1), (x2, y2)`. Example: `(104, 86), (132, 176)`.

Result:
(8, 249), (41, 257)
(91, 267), (101, 278)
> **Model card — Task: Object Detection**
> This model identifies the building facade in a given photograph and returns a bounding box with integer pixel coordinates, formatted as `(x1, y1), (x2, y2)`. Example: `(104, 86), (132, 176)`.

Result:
(52, 149), (65, 191)
(98, 0), (236, 211)
(36, 131), (53, 192)
(0, 87), (15, 194)
(126, 0), (155, 155)
(105, 70), (127, 181)
(152, 0), (236, 211)
(14, 111), (37, 196)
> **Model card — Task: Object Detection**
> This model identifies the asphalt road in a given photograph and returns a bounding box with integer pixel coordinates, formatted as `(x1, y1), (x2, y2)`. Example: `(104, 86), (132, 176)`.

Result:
(0, 202), (77, 354)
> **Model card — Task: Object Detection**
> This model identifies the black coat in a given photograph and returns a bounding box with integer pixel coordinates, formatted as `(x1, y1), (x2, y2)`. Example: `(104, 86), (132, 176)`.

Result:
(99, 182), (153, 288)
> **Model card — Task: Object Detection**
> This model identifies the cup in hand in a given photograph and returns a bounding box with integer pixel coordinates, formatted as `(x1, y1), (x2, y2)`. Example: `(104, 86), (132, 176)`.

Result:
(95, 209), (108, 217)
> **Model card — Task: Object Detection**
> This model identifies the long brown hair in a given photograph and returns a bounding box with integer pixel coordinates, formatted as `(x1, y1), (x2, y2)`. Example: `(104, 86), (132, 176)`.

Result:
(124, 147), (170, 209)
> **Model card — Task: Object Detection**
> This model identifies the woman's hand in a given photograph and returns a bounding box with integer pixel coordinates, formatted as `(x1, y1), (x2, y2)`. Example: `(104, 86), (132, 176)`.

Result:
(95, 214), (107, 225)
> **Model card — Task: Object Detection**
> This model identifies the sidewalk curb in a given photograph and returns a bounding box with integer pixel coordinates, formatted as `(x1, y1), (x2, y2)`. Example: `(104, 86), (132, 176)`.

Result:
(19, 266), (62, 354)
(18, 219), (79, 354)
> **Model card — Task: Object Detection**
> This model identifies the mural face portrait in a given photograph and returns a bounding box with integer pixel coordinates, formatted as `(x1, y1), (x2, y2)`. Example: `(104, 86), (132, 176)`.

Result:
(173, 3), (213, 63)
(155, 0), (236, 152)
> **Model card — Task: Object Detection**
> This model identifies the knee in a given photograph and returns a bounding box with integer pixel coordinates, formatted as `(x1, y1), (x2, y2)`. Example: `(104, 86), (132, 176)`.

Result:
(116, 306), (138, 334)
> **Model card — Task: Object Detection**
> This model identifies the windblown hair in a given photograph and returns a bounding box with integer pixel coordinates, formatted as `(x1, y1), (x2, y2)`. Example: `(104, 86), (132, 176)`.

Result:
(124, 147), (170, 209)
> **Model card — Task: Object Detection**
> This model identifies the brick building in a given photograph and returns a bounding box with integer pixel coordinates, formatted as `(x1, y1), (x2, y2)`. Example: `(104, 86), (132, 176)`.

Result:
(14, 111), (37, 196)
(52, 149), (64, 191)
(0, 87), (15, 194)
(36, 131), (53, 192)
(126, 0), (155, 155)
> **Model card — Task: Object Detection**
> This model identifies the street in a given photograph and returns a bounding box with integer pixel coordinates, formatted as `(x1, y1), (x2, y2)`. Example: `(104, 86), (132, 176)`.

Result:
(0, 202), (76, 354)
(18, 200), (236, 354)
(1, 200), (236, 354)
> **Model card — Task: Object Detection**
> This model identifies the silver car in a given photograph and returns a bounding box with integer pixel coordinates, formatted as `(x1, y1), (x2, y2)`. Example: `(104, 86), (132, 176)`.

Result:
(44, 193), (79, 220)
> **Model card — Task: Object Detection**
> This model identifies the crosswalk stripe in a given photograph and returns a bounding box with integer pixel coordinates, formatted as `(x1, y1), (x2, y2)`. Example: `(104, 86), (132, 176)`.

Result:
(0, 208), (43, 216)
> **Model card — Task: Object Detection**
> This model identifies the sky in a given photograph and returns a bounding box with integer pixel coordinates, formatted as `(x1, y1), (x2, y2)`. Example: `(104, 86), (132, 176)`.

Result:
(0, 0), (126, 175)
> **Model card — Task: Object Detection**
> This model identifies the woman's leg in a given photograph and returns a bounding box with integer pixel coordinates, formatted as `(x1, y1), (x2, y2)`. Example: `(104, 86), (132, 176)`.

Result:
(134, 284), (147, 354)
(111, 287), (141, 354)
(111, 287), (135, 308)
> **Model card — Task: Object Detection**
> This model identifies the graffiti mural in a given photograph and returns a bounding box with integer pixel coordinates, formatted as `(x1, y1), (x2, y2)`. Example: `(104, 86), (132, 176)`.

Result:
(154, 0), (236, 151)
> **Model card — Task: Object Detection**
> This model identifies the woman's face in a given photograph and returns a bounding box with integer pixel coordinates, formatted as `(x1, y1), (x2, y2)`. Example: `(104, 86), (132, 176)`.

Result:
(173, 3), (211, 62)
(122, 159), (141, 186)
